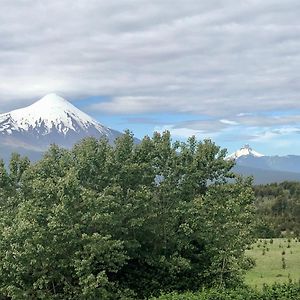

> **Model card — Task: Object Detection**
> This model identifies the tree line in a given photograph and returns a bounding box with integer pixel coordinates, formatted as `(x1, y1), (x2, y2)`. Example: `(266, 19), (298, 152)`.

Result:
(0, 132), (256, 299)
(254, 181), (300, 238)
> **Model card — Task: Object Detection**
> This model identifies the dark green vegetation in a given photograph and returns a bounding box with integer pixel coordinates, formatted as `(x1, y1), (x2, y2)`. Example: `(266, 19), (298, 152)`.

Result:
(0, 132), (256, 299)
(151, 282), (300, 300)
(254, 182), (300, 237)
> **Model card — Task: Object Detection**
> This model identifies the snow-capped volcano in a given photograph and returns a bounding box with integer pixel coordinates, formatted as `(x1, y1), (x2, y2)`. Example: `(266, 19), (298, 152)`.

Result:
(227, 144), (264, 160)
(0, 93), (122, 150)
(0, 93), (108, 135)
(228, 145), (300, 184)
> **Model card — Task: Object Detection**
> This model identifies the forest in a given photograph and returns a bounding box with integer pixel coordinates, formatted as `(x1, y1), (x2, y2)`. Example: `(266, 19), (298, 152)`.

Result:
(254, 182), (300, 238)
(0, 132), (299, 299)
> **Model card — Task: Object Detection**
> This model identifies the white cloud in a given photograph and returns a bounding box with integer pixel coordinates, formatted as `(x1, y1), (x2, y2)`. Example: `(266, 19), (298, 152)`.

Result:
(250, 126), (300, 142)
(219, 119), (239, 125)
(236, 114), (300, 127)
(1, 0), (300, 123)
(154, 124), (219, 140)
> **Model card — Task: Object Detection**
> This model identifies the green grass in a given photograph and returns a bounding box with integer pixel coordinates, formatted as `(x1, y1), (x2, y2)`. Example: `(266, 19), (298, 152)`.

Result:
(244, 238), (300, 289)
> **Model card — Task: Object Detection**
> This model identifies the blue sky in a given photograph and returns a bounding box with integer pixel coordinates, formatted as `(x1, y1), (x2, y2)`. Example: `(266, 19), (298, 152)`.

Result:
(74, 96), (300, 156)
(1, 0), (300, 156)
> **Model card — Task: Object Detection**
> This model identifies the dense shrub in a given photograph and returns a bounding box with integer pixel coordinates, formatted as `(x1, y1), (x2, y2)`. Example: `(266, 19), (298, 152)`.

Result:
(152, 283), (300, 300)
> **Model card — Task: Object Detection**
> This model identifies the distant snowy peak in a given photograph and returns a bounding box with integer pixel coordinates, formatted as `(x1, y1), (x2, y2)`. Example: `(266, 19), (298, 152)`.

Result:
(227, 144), (265, 160)
(0, 93), (123, 150)
(0, 93), (109, 136)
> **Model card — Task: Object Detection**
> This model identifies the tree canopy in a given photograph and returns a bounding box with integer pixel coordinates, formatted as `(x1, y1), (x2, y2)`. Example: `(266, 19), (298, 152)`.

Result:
(0, 132), (256, 299)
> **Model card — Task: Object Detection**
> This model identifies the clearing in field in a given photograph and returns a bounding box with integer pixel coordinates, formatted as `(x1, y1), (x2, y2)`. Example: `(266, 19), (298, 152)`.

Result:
(245, 238), (300, 289)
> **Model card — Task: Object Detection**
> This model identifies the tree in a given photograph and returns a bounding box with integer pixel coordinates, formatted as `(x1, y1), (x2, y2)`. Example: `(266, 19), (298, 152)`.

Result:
(0, 132), (256, 299)
(0, 166), (130, 299)
(197, 178), (255, 287)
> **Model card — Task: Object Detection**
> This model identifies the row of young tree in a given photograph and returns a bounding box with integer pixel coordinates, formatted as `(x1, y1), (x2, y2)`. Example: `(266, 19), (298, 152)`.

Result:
(0, 132), (256, 299)
(254, 182), (300, 238)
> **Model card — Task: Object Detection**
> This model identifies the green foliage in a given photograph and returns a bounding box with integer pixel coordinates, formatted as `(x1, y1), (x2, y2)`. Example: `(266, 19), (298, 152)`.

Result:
(254, 182), (300, 237)
(0, 132), (256, 299)
(151, 283), (300, 300)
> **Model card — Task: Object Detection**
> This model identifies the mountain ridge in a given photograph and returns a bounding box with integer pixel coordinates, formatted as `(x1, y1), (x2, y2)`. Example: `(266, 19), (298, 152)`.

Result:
(0, 94), (126, 164)
(227, 144), (264, 160)
(229, 145), (300, 184)
(0, 93), (122, 151)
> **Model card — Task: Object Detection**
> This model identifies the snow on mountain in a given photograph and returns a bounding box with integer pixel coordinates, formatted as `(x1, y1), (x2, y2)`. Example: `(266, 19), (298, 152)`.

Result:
(227, 144), (264, 160)
(228, 145), (300, 183)
(0, 93), (108, 135)
(0, 93), (122, 150)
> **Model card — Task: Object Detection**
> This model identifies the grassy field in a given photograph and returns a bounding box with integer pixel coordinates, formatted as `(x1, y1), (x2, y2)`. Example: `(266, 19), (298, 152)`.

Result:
(245, 238), (300, 289)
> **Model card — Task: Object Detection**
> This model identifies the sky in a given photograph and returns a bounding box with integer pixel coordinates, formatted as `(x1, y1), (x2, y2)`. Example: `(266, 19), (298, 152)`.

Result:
(1, 0), (300, 156)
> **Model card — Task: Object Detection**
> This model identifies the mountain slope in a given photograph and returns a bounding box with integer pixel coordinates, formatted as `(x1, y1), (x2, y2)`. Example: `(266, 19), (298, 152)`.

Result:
(227, 144), (264, 160)
(0, 93), (122, 151)
(234, 154), (300, 174)
(229, 145), (300, 184)
(233, 165), (300, 185)
(0, 93), (126, 164)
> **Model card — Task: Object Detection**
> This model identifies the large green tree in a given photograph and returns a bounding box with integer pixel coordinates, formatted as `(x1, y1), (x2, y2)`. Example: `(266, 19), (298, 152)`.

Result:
(0, 132), (256, 299)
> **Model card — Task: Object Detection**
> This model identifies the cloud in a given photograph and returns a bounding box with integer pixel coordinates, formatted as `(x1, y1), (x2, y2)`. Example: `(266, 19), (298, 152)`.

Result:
(236, 113), (300, 127)
(154, 124), (219, 140)
(251, 126), (300, 141)
(1, 0), (300, 127)
(173, 118), (230, 132)
(125, 117), (162, 125)
(220, 119), (239, 125)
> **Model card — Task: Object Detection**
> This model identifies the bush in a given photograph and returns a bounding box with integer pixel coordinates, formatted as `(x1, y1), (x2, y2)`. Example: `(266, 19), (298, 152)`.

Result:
(152, 283), (300, 300)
